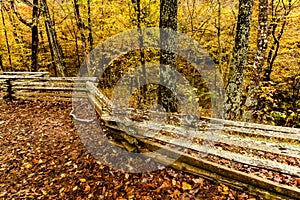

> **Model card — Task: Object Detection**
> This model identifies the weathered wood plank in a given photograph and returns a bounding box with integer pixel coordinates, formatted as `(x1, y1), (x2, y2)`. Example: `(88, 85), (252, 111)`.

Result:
(86, 92), (111, 116)
(0, 76), (97, 82)
(215, 126), (300, 141)
(98, 124), (300, 199)
(11, 81), (86, 88)
(102, 113), (300, 158)
(13, 91), (87, 98)
(12, 95), (74, 101)
(82, 79), (300, 199)
(211, 133), (300, 158)
(12, 86), (86, 91)
(110, 109), (300, 143)
(86, 81), (112, 113)
(203, 117), (300, 134)
(146, 150), (300, 200)
(0, 72), (49, 76)
(102, 116), (300, 177)
(111, 108), (300, 135)
(87, 85), (300, 155)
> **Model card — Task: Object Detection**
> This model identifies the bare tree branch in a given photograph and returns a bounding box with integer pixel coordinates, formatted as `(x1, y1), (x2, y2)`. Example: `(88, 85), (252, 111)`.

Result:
(10, 0), (32, 27)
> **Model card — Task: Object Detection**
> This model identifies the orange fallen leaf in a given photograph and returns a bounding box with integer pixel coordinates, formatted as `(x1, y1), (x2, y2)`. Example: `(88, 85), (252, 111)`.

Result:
(237, 193), (248, 200)
(84, 184), (91, 194)
(296, 178), (300, 186)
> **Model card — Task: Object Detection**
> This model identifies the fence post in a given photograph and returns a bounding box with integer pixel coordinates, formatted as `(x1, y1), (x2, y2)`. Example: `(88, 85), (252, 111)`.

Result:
(4, 78), (13, 100)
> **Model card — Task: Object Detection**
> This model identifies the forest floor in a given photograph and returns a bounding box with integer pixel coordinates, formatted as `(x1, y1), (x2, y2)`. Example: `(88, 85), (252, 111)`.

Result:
(0, 95), (259, 200)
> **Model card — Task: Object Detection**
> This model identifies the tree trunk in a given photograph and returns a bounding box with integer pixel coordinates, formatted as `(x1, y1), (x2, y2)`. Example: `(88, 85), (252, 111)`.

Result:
(44, 19), (57, 76)
(217, 0), (222, 74)
(158, 0), (178, 112)
(131, 0), (147, 106)
(87, 0), (93, 51)
(263, 0), (292, 81)
(74, 0), (90, 75)
(0, 55), (4, 71)
(0, 5), (12, 71)
(6, 7), (24, 44)
(243, 0), (269, 122)
(224, 0), (254, 120)
(4, 4), (28, 70)
(31, 0), (39, 72)
(40, 0), (68, 77)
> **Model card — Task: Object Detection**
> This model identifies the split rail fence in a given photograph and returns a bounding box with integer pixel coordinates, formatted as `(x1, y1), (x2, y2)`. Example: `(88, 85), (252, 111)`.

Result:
(1, 72), (300, 199)
(0, 72), (96, 100)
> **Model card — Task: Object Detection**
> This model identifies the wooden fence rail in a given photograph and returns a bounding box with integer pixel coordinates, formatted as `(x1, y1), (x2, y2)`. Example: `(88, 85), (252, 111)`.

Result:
(80, 81), (300, 200)
(1, 74), (300, 199)
(0, 73), (97, 101)
(0, 71), (49, 77)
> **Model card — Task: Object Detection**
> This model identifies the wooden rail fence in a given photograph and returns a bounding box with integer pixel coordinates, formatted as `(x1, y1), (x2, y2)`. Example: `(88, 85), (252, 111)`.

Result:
(81, 81), (300, 200)
(1, 73), (300, 199)
(0, 72), (97, 101)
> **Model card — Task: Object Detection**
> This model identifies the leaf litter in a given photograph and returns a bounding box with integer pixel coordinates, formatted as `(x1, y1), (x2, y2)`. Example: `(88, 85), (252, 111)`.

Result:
(0, 96), (259, 199)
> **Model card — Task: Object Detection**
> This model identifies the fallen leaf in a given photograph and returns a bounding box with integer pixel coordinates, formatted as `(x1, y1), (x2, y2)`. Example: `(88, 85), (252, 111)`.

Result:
(73, 186), (78, 191)
(69, 150), (79, 159)
(182, 182), (192, 190)
(79, 178), (86, 182)
(221, 184), (229, 194)
(296, 178), (300, 186)
(172, 179), (176, 186)
(59, 188), (65, 193)
(24, 163), (32, 169)
(0, 192), (6, 197)
(42, 190), (47, 195)
(84, 184), (91, 194)
(237, 193), (248, 200)
(192, 178), (204, 186)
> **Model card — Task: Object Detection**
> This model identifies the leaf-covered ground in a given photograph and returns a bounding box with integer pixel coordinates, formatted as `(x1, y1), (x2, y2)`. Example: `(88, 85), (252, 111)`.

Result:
(0, 97), (258, 199)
